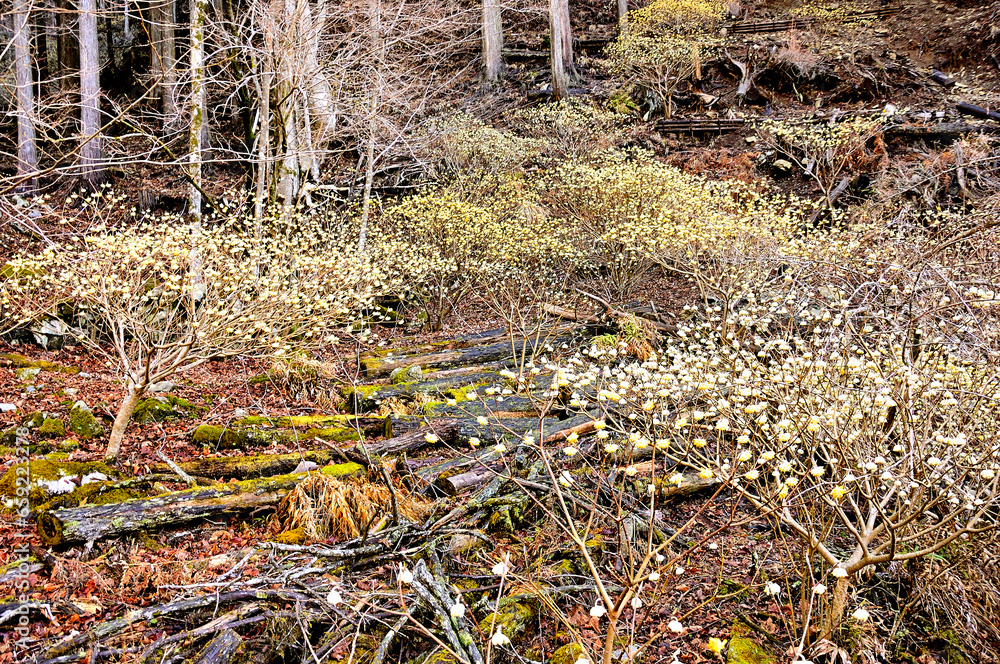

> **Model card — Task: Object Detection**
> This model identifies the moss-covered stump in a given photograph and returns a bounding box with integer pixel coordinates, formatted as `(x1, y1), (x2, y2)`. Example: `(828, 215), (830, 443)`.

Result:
(192, 424), (360, 450)
(0, 460), (119, 510)
(36, 463), (363, 545)
(133, 395), (201, 423)
(37, 418), (66, 439)
(68, 401), (105, 439)
(727, 622), (774, 664)
(0, 352), (80, 374)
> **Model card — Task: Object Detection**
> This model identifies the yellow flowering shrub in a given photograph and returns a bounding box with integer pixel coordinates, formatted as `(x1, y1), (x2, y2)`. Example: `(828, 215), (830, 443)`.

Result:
(375, 188), (577, 330)
(511, 101), (629, 159)
(606, 0), (724, 117)
(422, 113), (545, 176)
(0, 204), (387, 459)
(542, 153), (806, 297)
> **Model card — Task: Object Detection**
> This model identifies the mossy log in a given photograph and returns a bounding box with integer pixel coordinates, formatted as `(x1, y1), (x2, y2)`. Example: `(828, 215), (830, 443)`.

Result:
(235, 414), (390, 438)
(343, 372), (501, 413)
(392, 416), (551, 445)
(147, 450), (351, 480)
(36, 463), (364, 545)
(192, 424), (361, 449)
(360, 334), (577, 377)
(0, 352), (80, 374)
(367, 420), (459, 455)
(192, 628), (243, 664)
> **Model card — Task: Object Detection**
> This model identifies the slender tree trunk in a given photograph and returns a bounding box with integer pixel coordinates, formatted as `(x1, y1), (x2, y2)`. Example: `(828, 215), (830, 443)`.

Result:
(358, 0), (383, 252)
(59, 0), (79, 92)
(482, 0), (503, 84)
(79, 0), (104, 185)
(189, 0), (208, 222)
(43, 2), (61, 94)
(150, 0), (178, 120)
(106, 387), (145, 461)
(13, 0), (39, 193)
(617, 0), (628, 27)
(549, 0), (570, 100)
(254, 64), (271, 230)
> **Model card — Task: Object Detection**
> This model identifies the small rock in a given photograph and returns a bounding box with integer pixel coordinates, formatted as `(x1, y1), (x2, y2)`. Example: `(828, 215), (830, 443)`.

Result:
(0, 404), (15, 413)
(292, 460), (320, 474)
(28, 317), (70, 351)
(233, 408), (249, 418)
(773, 158), (793, 171)
(390, 365), (423, 384)
(37, 418), (66, 439)
(26, 386), (36, 394)
(148, 381), (175, 393)
(745, 136), (758, 145)
(16, 367), (41, 382)
(69, 401), (105, 440)
(449, 533), (486, 556)
(79, 372), (92, 378)
(63, 387), (79, 396)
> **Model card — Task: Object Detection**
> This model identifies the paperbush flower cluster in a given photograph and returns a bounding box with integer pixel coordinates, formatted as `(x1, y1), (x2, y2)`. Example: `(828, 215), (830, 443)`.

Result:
(607, 0), (723, 117)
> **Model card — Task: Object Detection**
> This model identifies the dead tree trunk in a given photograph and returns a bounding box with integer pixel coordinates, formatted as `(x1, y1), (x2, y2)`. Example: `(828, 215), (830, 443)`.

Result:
(549, 0), (574, 99)
(13, 0), (38, 192)
(482, 0), (503, 83)
(189, 0), (208, 222)
(149, 0), (178, 120)
(617, 0), (628, 27)
(79, 0), (104, 185)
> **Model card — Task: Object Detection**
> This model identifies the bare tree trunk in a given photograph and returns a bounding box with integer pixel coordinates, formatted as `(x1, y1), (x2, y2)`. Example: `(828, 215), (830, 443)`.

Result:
(79, 0), (104, 185)
(59, 0), (79, 92)
(482, 0), (503, 84)
(549, 0), (571, 100)
(254, 64), (272, 230)
(820, 576), (851, 641)
(357, 0), (383, 252)
(106, 387), (145, 461)
(150, 0), (178, 120)
(189, 0), (208, 222)
(617, 0), (628, 27)
(43, 1), (61, 95)
(13, 0), (39, 193)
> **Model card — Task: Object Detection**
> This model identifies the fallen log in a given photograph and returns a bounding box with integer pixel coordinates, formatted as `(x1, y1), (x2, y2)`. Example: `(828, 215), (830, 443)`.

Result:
(885, 122), (1000, 139)
(36, 464), (364, 545)
(147, 450), (350, 480)
(956, 101), (1000, 123)
(191, 423), (364, 449)
(343, 372), (501, 413)
(360, 334), (578, 377)
(192, 628), (243, 664)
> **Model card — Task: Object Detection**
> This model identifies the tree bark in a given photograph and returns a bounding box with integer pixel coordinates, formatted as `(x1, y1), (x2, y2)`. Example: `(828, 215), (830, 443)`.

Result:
(13, 0), (39, 193)
(821, 576), (851, 640)
(189, 0), (208, 222)
(149, 0), (178, 120)
(106, 387), (145, 461)
(58, 0), (79, 92)
(78, 0), (104, 185)
(549, 0), (575, 99)
(617, 0), (628, 27)
(482, 0), (503, 83)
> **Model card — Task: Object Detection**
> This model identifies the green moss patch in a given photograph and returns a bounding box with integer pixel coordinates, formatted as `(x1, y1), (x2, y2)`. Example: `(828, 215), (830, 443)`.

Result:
(0, 353), (80, 374)
(0, 460), (118, 511)
(68, 402), (105, 439)
(37, 418), (65, 439)
(727, 622), (774, 664)
(133, 395), (202, 423)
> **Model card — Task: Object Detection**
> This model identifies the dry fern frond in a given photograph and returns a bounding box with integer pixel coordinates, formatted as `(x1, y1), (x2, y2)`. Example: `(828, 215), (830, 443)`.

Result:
(277, 474), (431, 542)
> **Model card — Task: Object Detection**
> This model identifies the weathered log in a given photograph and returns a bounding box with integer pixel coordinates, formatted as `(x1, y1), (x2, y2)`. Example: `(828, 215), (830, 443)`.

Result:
(192, 629), (243, 664)
(886, 123), (1000, 139)
(343, 372), (501, 413)
(147, 450), (350, 480)
(395, 415), (554, 447)
(653, 473), (722, 499)
(36, 464), (364, 545)
(191, 423), (364, 449)
(930, 70), (955, 88)
(360, 334), (578, 377)
(956, 101), (1000, 123)
(367, 420), (459, 455)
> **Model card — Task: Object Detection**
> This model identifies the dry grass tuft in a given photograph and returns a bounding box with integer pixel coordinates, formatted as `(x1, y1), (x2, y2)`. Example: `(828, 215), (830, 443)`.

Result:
(277, 474), (431, 542)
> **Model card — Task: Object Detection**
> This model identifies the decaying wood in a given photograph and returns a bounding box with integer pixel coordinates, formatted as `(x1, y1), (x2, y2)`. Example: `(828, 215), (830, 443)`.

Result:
(37, 467), (363, 545)
(147, 449), (352, 480)
(367, 420), (459, 455)
(956, 101), (1000, 122)
(360, 334), (578, 377)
